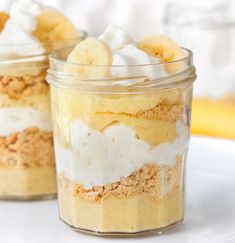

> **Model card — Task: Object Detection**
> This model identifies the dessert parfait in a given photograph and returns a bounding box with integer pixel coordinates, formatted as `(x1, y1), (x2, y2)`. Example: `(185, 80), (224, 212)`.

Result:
(47, 26), (196, 235)
(0, 0), (82, 199)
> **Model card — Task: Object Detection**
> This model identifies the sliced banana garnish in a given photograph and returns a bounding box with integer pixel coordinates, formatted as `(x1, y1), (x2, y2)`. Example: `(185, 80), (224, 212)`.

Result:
(138, 34), (185, 73)
(33, 10), (79, 51)
(0, 12), (9, 32)
(65, 37), (112, 80)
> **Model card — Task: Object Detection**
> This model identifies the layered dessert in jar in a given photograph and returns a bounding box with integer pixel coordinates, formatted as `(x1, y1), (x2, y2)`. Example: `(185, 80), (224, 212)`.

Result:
(0, 0), (82, 199)
(47, 26), (196, 235)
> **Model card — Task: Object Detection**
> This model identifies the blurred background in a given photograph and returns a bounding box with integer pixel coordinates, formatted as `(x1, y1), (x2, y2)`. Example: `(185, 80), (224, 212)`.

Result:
(1, 0), (235, 140)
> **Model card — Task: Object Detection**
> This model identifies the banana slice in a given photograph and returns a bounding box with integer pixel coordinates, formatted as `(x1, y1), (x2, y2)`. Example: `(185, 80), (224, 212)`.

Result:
(138, 34), (185, 73)
(33, 10), (79, 51)
(0, 12), (9, 32)
(65, 37), (112, 80)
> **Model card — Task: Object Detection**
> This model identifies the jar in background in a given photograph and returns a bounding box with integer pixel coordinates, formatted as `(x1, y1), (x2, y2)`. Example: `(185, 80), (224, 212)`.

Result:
(164, 1), (235, 139)
(0, 37), (85, 200)
(47, 46), (196, 235)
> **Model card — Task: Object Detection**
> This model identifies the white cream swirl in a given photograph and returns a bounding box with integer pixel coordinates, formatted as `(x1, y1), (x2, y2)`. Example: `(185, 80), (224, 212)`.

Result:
(0, 0), (45, 56)
(0, 107), (52, 136)
(99, 25), (167, 80)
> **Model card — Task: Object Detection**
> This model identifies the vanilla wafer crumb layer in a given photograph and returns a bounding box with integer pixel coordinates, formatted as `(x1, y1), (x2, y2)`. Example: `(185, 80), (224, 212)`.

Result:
(58, 157), (182, 202)
(0, 70), (49, 99)
(0, 127), (54, 168)
(58, 158), (183, 233)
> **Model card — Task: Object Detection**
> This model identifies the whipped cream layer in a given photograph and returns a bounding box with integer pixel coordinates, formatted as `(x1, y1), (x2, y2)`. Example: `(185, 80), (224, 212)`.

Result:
(0, 107), (52, 136)
(0, 0), (45, 56)
(55, 119), (188, 188)
(98, 25), (167, 80)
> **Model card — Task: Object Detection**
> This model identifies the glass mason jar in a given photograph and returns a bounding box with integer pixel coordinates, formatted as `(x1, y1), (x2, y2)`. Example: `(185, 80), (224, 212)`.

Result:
(47, 46), (196, 235)
(164, 1), (235, 139)
(0, 37), (85, 200)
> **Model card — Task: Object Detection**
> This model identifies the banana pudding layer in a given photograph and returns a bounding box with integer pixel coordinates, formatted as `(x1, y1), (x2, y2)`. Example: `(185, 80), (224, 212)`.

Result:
(52, 88), (185, 147)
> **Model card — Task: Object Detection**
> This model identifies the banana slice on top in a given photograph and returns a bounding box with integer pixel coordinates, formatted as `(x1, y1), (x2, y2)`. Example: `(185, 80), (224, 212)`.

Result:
(65, 37), (112, 80)
(138, 34), (185, 73)
(0, 12), (9, 32)
(33, 10), (79, 51)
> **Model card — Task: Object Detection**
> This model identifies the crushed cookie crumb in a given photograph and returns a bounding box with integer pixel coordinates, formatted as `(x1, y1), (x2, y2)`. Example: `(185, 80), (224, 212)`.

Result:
(0, 70), (49, 99)
(58, 157), (183, 203)
(0, 127), (55, 168)
(135, 99), (183, 122)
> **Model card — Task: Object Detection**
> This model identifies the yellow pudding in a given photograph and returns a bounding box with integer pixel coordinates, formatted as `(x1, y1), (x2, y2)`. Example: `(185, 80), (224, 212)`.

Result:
(0, 93), (50, 111)
(0, 167), (56, 198)
(52, 89), (184, 147)
(59, 191), (183, 233)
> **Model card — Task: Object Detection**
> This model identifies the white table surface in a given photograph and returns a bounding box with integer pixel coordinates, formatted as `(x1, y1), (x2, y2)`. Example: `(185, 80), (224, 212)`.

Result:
(0, 136), (235, 243)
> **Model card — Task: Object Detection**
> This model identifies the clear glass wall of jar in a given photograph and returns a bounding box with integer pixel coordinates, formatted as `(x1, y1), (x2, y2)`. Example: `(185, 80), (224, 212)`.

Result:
(0, 37), (85, 200)
(47, 46), (196, 235)
(164, 1), (235, 139)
